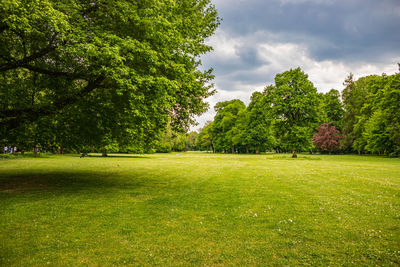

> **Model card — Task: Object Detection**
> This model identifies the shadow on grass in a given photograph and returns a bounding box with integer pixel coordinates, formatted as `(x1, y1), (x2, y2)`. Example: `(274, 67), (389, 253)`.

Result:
(265, 155), (322, 160)
(85, 154), (151, 159)
(0, 153), (53, 160)
(0, 170), (144, 197)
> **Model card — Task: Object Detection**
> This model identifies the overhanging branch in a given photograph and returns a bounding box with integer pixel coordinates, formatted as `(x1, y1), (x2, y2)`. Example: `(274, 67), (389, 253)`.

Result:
(0, 75), (105, 130)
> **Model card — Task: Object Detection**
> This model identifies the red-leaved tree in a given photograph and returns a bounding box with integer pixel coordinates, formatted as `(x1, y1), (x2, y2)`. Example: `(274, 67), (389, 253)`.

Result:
(313, 123), (342, 154)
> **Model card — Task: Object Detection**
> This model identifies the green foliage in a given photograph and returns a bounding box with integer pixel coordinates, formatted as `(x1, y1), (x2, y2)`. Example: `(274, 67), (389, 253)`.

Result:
(241, 92), (275, 153)
(0, 0), (220, 152)
(265, 68), (319, 155)
(362, 74), (400, 154)
(186, 131), (199, 151)
(341, 72), (400, 154)
(341, 74), (376, 152)
(201, 68), (398, 156)
(211, 100), (246, 153)
(155, 124), (187, 153)
(196, 121), (213, 151)
(320, 89), (343, 128)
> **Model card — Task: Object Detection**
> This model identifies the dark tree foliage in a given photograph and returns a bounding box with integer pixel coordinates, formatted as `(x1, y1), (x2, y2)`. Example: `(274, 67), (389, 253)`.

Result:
(313, 123), (342, 154)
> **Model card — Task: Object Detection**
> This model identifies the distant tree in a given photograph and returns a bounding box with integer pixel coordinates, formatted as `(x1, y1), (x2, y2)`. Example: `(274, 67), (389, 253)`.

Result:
(155, 124), (187, 153)
(313, 123), (342, 154)
(321, 89), (343, 128)
(211, 100), (246, 153)
(231, 108), (250, 153)
(340, 71), (400, 155)
(265, 68), (319, 157)
(361, 73), (400, 155)
(341, 74), (375, 153)
(196, 121), (214, 152)
(243, 92), (275, 153)
(186, 131), (199, 151)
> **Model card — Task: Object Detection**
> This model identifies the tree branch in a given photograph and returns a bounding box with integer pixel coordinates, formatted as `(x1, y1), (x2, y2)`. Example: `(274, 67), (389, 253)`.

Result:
(0, 75), (105, 130)
(0, 44), (58, 73)
(21, 64), (82, 78)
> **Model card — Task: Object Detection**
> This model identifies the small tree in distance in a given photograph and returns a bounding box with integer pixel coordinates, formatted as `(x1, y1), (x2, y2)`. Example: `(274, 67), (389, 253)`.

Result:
(313, 123), (342, 154)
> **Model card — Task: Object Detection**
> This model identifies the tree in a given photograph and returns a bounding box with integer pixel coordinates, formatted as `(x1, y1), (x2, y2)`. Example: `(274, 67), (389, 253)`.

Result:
(341, 74), (375, 153)
(211, 100), (246, 153)
(265, 68), (319, 157)
(0, 0), (220, 152)
(237, 92), (275, 154)
(361, 73), (400, 155)
(155, 123), (190, 153)
(196, 121), (214, 152)
(341, 71), (399, 155)
(321, 89), (343, 128)
(186, 131), (199, 151)
(313, 123), (342, 154)
(231, 108), (250, 153)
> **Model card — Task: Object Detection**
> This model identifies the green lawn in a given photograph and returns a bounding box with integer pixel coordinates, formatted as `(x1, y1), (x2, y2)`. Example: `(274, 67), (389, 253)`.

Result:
(0, 153), (399, 266)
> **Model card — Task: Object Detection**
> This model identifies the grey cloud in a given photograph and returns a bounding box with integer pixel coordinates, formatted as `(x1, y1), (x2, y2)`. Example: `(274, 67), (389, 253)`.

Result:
(193, 0), (400, 129)
(202, 43), (269, 77)
(200, 0), (400, 91)
(213, 0), (400, 62)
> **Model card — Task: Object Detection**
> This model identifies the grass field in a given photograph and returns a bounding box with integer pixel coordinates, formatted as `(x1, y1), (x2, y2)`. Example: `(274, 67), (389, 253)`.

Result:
(0, 152), (399, 266)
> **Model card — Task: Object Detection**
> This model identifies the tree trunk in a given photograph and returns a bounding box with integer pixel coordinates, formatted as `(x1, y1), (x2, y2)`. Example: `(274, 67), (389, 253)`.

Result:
(246, 144), (249, 154)
(102, 147), (107, 157)
(33, 147), (38, 157)
(255, 149), (259, 154)
(231, 144), (234, 154)
(292, 150), (297, 158)
(184, 142), (188, 152)
(58, 146), (64, 154)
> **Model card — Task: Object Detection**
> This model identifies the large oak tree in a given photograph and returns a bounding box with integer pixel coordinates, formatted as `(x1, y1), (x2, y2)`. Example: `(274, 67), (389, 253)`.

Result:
(264, 68), (319, 158)
(0, 0), (220, 152)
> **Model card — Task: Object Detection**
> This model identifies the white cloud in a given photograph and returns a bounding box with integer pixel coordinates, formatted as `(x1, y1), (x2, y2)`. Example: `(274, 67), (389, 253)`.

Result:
(191, 88), (258, 132)
(206, 29), (240, 60)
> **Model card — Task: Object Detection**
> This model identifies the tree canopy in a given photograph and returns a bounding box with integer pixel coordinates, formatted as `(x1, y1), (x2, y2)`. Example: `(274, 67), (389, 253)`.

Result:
(313, 123), (342, 154)
(265, 68), (319, 157)
(0, 0), (220, 152)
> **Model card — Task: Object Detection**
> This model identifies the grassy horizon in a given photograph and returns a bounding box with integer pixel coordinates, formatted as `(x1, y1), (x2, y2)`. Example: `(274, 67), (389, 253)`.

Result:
(1, 153), (399, 265)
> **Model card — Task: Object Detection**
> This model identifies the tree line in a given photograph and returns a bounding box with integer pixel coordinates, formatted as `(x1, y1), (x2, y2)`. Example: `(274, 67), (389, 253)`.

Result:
(165, 67), (399, 157)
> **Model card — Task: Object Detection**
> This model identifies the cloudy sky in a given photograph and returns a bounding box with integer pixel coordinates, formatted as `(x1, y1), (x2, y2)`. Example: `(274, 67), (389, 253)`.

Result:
(192, 0), (400, 131)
